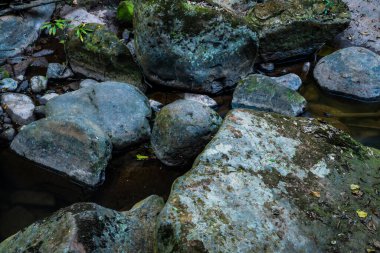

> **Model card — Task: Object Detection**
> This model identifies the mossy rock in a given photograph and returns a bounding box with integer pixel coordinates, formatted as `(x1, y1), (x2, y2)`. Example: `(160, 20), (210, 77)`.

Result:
(117, 0), (134, 24)
(156, 109), (380, 252)
(67, 23), (145, 91)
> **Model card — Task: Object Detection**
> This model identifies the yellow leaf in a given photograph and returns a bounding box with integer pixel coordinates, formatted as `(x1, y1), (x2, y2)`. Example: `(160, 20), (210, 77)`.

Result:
(136, 154), (149, 161)
(311, 191), (321, 198)
(350, 184), (360, 194)
(356, 210), (368, 219)
(366, 249), (375, 253)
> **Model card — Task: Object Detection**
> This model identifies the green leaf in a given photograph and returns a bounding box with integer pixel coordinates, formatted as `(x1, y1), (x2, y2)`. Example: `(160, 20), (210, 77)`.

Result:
(136, 154), (149, 161)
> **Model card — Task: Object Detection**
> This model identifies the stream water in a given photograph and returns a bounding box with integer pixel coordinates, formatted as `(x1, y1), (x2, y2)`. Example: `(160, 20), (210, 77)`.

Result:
(0, 38), (379, 241)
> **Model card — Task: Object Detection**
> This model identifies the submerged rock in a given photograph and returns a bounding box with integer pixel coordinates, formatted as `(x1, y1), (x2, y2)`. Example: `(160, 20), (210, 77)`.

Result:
(271, 73), (302, 91)
(157, 109), (380, 252)
(10, 115), (112, 187)
(151, 99), (222, 166)
(232, 74), (306, 116)
(46, 81), (151, 150)
(1, 93), (35, 125)
(0, 195), (164, 252)
(67, 24), (145, 91)
(314, 47), (380, 101)
(0, 4), (55, 59)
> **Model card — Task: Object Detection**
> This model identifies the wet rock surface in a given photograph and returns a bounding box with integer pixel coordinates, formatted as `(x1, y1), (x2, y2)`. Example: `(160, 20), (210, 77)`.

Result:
(157, 109), (380, 252)
(151, 99), (222, 166)
(314, 47), (380, 101)
(46, 81), (151, 150)
(232, 74), (306, 116)
(0, 195), (164, 253)
(10, 115), (112, 187)
(0, 93), (35, 125)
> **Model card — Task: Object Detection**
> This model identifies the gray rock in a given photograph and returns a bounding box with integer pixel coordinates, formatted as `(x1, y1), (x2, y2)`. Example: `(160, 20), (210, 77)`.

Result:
(63, 8), (105, 28)
(156, 109), (380, 253)
(258, 62), (275, 73)
(0, 127), (16, 142)
(149, 99), (163, 113)
(46, 63), (74, 79)
(34, 105), (46, 118)
(232, 74), (306, 116)
(151, 99), (222, 166)
(335, 0), (380, 54)
(30, 76), (48, 93)
(38, 93), (59, 105)
(32, 49), (55, 57)
(0, 195), (164, 253)
(0, 4), (55, 59)
(314, 47), (380, 101)
(183, 93), (218, 109)
(79, 79), (99, 89)
(10, 115), (112, 186)
(1, 93), (35, 125)
(0, 78), (18, 92)
(271, 73), (303, 91)
(46, 82), (151, 150)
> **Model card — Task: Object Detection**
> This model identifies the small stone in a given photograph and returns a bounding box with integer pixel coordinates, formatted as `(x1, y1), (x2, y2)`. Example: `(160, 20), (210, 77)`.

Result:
(30, 76), (48, 93)
(32, 49), (54, 57)
(34, 106), (46, 118)
(271, 73), (302, 91)
(79, 79), (99, 88)
(149, 99), (163, 113)
(0, 127), (16, 142)
(122, 29), (131, 42)
(38, 93), (59, 105)
(183, 93), (218, 109)
(0, 78), (18, 92)
(1, 93), (35, 125)
(15, 80), (30, 93)
(30, 57), (49, 68)
(259, 62), (275, 73)
(46, 63), (74, 79)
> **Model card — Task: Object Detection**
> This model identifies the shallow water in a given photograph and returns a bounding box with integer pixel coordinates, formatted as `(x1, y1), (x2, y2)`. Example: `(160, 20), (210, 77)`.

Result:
(0, 41), (379, 241)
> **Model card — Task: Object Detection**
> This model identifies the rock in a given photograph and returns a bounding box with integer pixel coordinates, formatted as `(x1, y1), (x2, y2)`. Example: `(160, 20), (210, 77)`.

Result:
(183, 93), (218, 109)
(32, 49), (55, 57)
(122, 29), (131, 42)
(258, 62), (275, 73)
(34, 105), (46, 118)
(30, 76), (48, 93)
(38, 93), (59, 105)
(63, 8), (105, 28)
(0, 4), (55, 59)
(151, 99), (222, 166)
(271, 73), (303, 91)
(0, 206), (35, 239)
(232, 74), (306, 116)
(67, 24), (145, 91)
(1, 93), (35, 125)
(133, 0), (349, 93)
(133, 0), (259, 93)
(314, 47), (380, 101)
(0, 195), (164, 252)
(156, 109), (380, 252)
(117, 0), (134, 23)
(11, 191), (55, 207)
(149, 99), (163, 113)
(0, 127), (16, 142)
(46, 63), (74, 79)
(335, 0), (380, 54)
(46, 81), (151, 150)
(0, 78), (18, 92)
(10, 115), (112, 186)
(30, 57), (49, 68)
(79, 79), (99, 88)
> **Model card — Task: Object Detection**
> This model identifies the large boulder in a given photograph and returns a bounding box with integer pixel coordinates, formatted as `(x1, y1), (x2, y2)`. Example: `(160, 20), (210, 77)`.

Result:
(45, 81), (151, 150)
(156, 109), (380, 252)
(0, 4), (55, 60)
(133, 0), (259, 94)
(1, 93), (35, 125)
(0, 195), (164, 253)
(314, 47), (380, 101)
(232, 74), (306, 116)
(133, 0), (349, 93)
(66, 24), (145, 91)
(151, 99), (222, 166)
(10, 115), (112, 187)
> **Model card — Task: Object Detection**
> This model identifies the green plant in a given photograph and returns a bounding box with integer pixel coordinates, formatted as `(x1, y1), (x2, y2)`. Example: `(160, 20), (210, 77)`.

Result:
(117, 0), (134, 24)
(41, 19), (70, 36)
(73, 23), (93, 42)
(322, 0), (334, 15)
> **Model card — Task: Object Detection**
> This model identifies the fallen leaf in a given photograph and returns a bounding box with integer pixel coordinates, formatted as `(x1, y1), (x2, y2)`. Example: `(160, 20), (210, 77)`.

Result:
(357, 210), (368, 219)
(136, 154), (149, 161)
(311, 191), (321, 198)
(366, 248), (375, 253)
(350, 184), (360, 194)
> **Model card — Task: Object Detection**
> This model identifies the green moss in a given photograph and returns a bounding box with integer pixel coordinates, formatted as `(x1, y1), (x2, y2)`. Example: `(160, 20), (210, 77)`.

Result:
(117, 0), (134, 24)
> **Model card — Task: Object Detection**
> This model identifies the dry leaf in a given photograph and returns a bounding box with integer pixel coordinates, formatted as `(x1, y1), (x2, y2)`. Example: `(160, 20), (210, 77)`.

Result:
(311, 191), (321, 198)
(357, 210), (368, 219)
(350, 184), (360, 194)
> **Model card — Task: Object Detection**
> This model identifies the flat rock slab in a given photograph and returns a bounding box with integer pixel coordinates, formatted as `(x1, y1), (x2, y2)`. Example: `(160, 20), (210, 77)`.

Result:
(0, 195), (164, 252)
(10, 115), (112, 187)
(314, 47), (380, 101)
(1, 93), (35, 125)
(0, 4), (55, 60)
(157, 109), (380, 252)
(45, 81), (151, 150)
